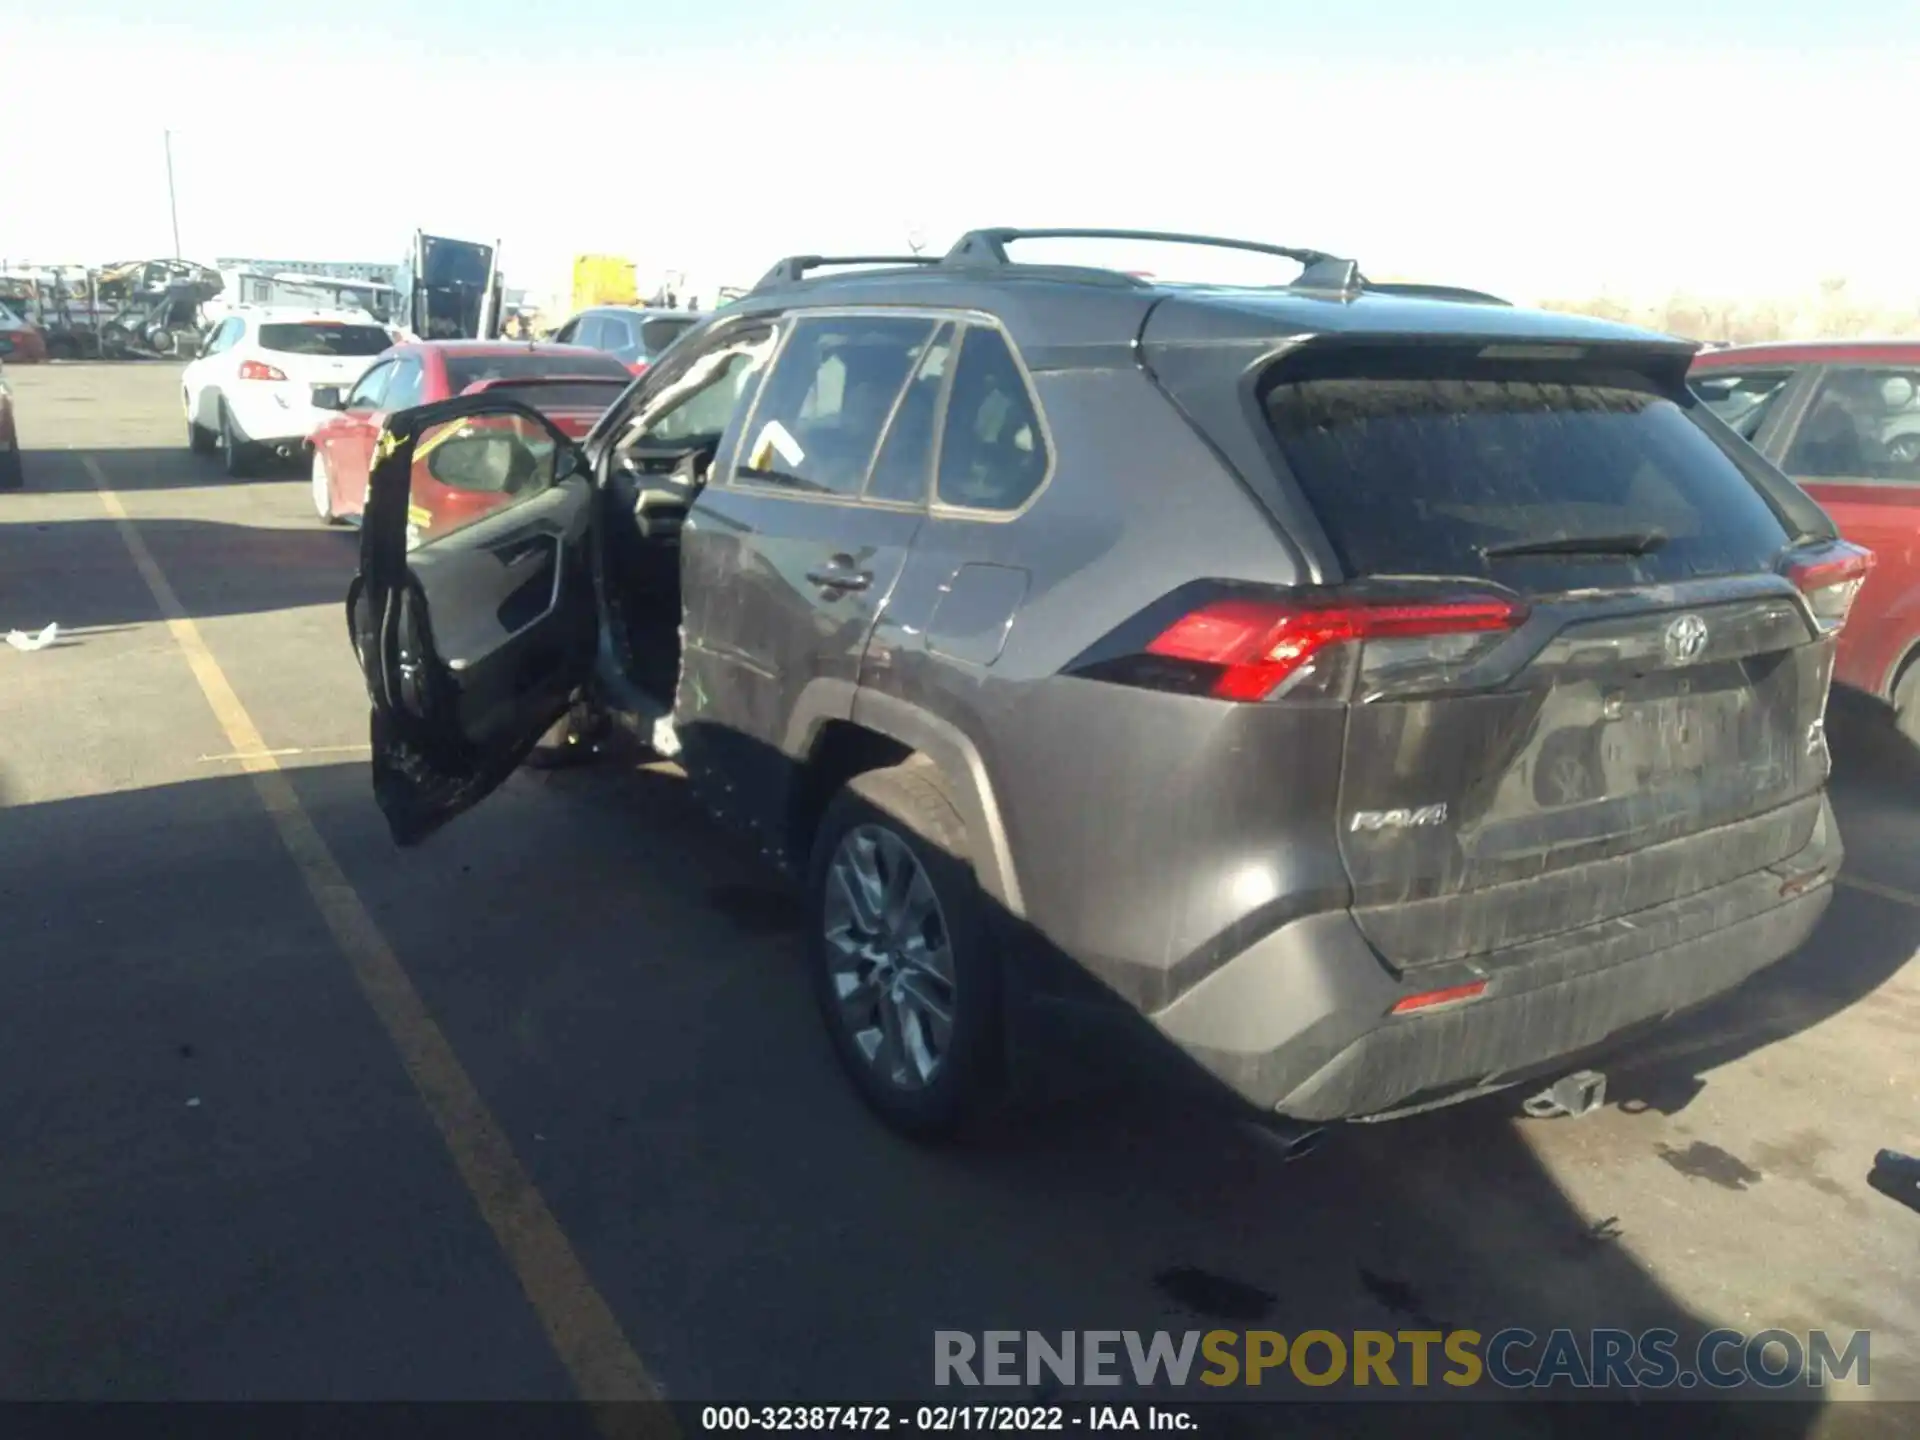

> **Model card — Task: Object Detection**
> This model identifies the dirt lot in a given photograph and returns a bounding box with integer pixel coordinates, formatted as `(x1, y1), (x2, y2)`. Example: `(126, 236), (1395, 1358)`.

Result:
(2, 362), (1917, 1430)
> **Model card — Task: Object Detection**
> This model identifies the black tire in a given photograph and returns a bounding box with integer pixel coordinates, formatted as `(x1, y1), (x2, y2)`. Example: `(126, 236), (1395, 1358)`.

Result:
(1895, 660), (1920, 749)
(0, 438), (22, 491)
(807, 762), (1002, 1139)
(217, 399), (253, 478)
(187, 410), (216, 455)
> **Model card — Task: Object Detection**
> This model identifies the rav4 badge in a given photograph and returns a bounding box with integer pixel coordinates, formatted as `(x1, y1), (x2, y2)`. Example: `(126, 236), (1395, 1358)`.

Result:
(1350, 804), (1449, 833)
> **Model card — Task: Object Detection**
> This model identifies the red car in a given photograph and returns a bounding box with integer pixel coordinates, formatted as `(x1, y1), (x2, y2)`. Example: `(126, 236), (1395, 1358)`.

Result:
(0, 306), (48, 366)
(308, 340), (632, 543)
(1691, 341), (1920, 741)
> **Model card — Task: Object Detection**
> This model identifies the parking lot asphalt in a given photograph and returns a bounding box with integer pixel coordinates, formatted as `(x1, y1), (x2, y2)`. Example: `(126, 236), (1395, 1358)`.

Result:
(2, 363), (1918, 1428)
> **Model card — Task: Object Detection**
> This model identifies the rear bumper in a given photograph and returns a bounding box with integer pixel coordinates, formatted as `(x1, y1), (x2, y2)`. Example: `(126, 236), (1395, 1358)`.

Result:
(223, 385), (324, 447)
(1151, 796), (1842, 1123)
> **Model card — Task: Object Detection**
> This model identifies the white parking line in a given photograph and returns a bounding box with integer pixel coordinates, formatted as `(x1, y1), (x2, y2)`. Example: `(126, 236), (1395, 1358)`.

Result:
(85, 456), (670, 1429)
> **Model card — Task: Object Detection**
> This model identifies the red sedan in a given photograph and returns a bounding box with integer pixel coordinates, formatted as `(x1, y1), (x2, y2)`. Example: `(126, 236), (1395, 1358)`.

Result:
(308, 341), (632, 540)
(1691, 340), (1920, 742)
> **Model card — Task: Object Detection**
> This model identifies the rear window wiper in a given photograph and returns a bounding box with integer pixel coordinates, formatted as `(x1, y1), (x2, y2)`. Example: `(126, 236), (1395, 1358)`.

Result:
(1481, 530), (1668, 561)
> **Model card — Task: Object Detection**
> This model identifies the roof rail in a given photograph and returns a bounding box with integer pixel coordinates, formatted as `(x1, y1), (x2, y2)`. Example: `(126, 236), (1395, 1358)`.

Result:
(750, 254), (937, 292)
(941, 228), (1360, 292)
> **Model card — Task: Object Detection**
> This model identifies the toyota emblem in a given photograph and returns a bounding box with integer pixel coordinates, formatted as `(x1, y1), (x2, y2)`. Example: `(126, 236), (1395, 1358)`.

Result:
(1664, 613), (1709, 665)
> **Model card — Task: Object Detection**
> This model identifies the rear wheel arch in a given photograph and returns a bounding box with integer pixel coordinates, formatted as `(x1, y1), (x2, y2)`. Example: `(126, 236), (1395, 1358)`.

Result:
(788, 720), (918, 868)
(829, 691), (1025, 918)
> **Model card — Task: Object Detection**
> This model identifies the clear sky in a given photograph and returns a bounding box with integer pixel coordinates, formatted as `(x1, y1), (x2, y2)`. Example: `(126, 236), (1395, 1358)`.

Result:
(4, 0), (1913, 308)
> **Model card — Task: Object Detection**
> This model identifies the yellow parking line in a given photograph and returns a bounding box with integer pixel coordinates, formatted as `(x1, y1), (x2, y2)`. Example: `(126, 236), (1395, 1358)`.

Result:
(1838, 872), (1920, 911)
(85, 457), (666, 1422)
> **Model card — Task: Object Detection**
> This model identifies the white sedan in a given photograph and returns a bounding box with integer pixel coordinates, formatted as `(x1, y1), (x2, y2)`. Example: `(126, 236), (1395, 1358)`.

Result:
(181, 307), (395, 476)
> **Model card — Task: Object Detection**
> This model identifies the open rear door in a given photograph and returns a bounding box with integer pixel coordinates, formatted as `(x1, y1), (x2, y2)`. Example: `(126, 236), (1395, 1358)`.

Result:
(347, 394), (598, 845)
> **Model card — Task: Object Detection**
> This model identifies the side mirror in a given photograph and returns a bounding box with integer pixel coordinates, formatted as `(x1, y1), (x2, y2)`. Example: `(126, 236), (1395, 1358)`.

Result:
(425, 430), (548, 496)
(313, 386), (346, 411)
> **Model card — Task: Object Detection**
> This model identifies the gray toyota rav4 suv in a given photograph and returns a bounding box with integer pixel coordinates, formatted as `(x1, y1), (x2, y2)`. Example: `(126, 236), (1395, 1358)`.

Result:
(347, 228), (1865, 1144)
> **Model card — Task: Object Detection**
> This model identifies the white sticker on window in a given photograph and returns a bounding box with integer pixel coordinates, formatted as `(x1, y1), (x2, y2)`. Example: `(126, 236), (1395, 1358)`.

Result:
(748, 417), (805, 471)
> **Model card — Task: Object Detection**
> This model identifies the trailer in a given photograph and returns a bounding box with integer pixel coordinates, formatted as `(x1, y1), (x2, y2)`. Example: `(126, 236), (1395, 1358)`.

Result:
(395, 231), (503, 341)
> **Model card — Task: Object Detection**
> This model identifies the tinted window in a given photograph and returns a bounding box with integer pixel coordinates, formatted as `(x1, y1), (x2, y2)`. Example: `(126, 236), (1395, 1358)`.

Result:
(740, 316), (937, 495)
(1781, 366), (1920, 481)
(1262, 354), (1792, 589)
(346, 360), (394, 410)
(256, 322), (393, 356)
(443, 350), (630, 393)
(936, 327), (1048, 511)
(866, 322), (955, 503)
(639, 315), (699, 357)
(1689, 368), (1795, 442)
(591, 314), (629, 352)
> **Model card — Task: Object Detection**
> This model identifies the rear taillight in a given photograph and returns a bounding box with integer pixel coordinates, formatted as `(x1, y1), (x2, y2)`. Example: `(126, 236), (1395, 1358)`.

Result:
(1390, 979), (1488, 1015)
(1784, 541), (1874, 634)
(1078, 587), (1528, 702)
(628, 360), (649, 376)
(238, 359), (288, 382)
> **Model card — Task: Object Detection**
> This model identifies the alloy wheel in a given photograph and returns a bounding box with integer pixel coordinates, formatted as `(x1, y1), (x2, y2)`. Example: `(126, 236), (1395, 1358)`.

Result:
(822, 823), (957, 1091)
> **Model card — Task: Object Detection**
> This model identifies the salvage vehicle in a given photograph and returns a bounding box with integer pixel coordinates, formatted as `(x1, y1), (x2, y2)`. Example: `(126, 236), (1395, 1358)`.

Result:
(182, 308), (395, 476)
(548, 305), (702, 375)
(345, 228), (1859, 1145)
(0, 355), (22, 489)
(1691, 340), (1920, 743)
(309, 340), (631, 539)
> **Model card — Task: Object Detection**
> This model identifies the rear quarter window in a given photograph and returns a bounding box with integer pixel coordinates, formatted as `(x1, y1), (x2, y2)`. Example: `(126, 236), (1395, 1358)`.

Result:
(1263, 354), (1793, 589)
(639, 316), (699, 356)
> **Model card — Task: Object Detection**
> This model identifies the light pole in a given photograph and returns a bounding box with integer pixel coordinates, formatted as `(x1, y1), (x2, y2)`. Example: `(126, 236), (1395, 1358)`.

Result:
(164, 130), (182, 258)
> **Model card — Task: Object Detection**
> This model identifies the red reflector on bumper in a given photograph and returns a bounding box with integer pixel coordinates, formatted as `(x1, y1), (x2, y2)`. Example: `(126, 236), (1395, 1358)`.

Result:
(1390, 980), (1488, 1015)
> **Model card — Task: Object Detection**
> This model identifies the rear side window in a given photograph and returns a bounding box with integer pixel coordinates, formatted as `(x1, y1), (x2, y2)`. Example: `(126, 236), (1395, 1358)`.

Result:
(1780, 366), (1920, 482)
(639, 315), (698, 357)
(257, 322), (392, 356)
(740, 315), (937, 496)
(1262, 354), (1793, 589)
(1689, 368), (1795, 441)
(936, 327), (1049, 512)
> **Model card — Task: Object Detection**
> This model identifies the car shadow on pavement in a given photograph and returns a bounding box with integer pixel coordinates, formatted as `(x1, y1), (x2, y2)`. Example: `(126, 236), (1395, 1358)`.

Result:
(0, 511), (356, 632)
(3, 741), (1888, 1430)
(9, 439), (311, 497)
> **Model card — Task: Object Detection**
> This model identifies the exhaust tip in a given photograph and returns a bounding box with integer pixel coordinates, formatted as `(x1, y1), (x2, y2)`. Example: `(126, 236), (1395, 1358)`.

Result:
(1242, 1118), (1328, 1163)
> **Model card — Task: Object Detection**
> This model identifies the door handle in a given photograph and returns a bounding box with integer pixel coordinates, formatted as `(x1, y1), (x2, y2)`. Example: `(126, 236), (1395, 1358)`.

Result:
(806, 561), (872, 593)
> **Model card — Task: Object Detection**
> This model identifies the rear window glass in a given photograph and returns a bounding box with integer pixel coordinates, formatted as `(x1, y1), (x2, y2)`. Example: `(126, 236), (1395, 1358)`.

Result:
(639, 316), (698, 356)
(443, 351), (631, 391)
(1262, 356), (1792, 588)
(461, 379), (628, 410)
(257, 323), (392, 356)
